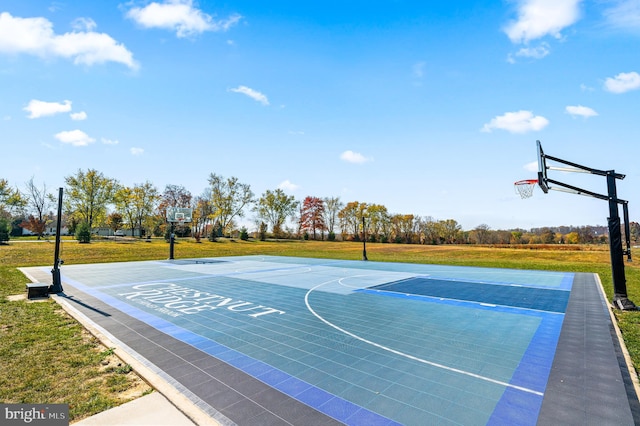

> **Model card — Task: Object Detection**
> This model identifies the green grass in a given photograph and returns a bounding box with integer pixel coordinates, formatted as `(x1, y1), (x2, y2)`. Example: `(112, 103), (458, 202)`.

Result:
(2, 237), (640, 420)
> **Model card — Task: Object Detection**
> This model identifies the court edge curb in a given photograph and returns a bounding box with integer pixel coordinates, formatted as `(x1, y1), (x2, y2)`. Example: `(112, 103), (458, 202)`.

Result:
(50, 292), (220, 426)
(594, 273), (640, 401)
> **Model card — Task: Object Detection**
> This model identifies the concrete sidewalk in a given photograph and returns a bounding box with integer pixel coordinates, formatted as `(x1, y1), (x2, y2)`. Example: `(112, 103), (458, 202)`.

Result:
(73, 392), (196, 426)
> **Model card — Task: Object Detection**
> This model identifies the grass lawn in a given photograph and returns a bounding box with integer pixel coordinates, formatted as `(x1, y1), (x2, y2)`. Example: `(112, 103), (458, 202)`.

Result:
(2, 237), (640, 421)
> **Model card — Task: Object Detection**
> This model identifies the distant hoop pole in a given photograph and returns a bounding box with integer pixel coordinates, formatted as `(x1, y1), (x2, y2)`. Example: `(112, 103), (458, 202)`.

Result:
(514, 179), (538, 199)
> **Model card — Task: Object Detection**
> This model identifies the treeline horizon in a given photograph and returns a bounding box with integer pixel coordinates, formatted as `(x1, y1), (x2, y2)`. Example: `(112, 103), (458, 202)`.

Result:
(1, 171), (637, 246)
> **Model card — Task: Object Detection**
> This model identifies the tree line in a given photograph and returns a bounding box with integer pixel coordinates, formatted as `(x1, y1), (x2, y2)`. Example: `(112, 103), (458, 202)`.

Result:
(1, 171), (634, 245)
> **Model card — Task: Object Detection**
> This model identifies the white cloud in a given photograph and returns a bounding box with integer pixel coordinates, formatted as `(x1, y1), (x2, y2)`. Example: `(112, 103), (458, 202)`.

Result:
(481, 110), (549, 133)
(603, 0), (640, 32)
(126, 0), (242, 38)
(524, 161), (539, 172)
(101, 138), (119, 145)
(71, 17), (97, 32)
(229, 85), (269, 105)
(23, 99), (71, 118)
(0, 12), (138, 69)
(70, 111), (87, 121)
(565, 105), (598, 118)
(54, 129), (95, 146)
(340, 150), (371, 164)
(504, 0), (583, 44)
(604, 71), (640, 93)
(130, 147), (144, 155)
(278, 180), (299, 191)
(514, 43), (550, 59)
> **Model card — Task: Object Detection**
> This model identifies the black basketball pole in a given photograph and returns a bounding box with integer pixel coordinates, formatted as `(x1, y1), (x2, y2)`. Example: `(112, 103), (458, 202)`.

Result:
(537, 141), (636, 310)
(169, 222), (175, 260)
(362, 215), (368, 261)
(50, 187), (64, 294)
(606, 172), (635, 309)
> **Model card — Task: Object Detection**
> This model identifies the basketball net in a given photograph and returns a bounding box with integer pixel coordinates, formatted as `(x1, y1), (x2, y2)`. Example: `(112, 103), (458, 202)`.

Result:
(514, 179), (538, 199)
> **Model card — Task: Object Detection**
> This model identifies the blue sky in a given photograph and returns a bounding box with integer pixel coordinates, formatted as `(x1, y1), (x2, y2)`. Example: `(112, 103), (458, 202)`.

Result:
(1, 0), (639, 231)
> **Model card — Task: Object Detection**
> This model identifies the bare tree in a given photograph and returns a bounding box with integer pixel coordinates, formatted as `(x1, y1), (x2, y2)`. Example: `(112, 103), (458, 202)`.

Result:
(323, 196), (343, 236)
(22, 177), (55, 239)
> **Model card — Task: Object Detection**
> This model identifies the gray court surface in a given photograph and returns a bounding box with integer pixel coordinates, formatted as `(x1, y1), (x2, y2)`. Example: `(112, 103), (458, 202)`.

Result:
(21, 255), (640, 425)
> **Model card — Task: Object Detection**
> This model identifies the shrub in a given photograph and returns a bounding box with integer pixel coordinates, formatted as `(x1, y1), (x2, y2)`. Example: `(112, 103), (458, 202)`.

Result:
(259, 222), (267, 241)
(0, 217), (10, 244)
(75, 222), (91, 243)
(328, 231), (336, 242)
(240, 227), (249, 241)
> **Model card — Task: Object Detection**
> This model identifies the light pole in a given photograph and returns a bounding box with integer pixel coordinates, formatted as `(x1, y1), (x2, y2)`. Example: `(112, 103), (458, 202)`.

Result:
(362, 209), (368, 261)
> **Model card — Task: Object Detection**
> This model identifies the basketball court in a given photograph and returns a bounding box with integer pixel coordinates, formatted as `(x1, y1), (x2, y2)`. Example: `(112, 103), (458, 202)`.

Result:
(21, 255), (640, 425)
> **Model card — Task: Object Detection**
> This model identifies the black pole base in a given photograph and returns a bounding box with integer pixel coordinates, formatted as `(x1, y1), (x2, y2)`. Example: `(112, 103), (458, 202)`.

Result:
(49, 268), (64, 294)
(613, 295), (638, 311)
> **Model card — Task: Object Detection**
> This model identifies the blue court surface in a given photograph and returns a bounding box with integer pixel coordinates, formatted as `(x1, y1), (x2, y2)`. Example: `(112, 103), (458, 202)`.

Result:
(21, 256), (640, 425)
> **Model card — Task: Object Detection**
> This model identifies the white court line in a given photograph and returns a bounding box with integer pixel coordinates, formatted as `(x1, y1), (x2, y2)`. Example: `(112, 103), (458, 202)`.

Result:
(304, 277), (544, 397)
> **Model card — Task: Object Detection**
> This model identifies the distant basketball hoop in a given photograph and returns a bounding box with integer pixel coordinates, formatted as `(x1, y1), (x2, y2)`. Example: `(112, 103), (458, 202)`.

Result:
(166, 207), (192, 260)
(514, 179), (538, 199)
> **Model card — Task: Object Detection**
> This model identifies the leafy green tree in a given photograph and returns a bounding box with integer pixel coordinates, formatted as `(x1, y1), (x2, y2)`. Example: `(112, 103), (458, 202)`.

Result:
(240, 227), (249, 240)
(65, 169), (118, 230)
(75, 221), (91, 243)
(255, 189), (298, 237)
(208, 173), (254, 236)
(0, 178), (26, 216)
(115, 181), (159, 238)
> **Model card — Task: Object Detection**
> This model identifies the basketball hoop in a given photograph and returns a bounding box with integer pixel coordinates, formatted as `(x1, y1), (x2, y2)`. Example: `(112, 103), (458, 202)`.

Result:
(514, 179), (538, 199)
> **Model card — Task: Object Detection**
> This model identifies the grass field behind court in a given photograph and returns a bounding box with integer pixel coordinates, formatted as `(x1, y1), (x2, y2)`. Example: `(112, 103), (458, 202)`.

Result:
(2, 237), (639, 421)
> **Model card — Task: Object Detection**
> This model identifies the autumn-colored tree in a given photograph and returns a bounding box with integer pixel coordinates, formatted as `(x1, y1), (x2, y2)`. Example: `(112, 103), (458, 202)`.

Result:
(338, 201), (369, 240)
(436, 219), (462, 244)
(19, 215), (47, 238)
(299, 196), (326, 240)
(192, 195), (213, 238)
(365, 204), (390, 242)
(390, 214), (416, 243)
(107, 212), (123, 238)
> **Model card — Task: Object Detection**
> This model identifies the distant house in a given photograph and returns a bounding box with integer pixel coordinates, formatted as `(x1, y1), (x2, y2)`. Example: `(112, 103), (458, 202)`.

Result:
(94, 227), (142, 237)
(21, 223), (69, 236)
